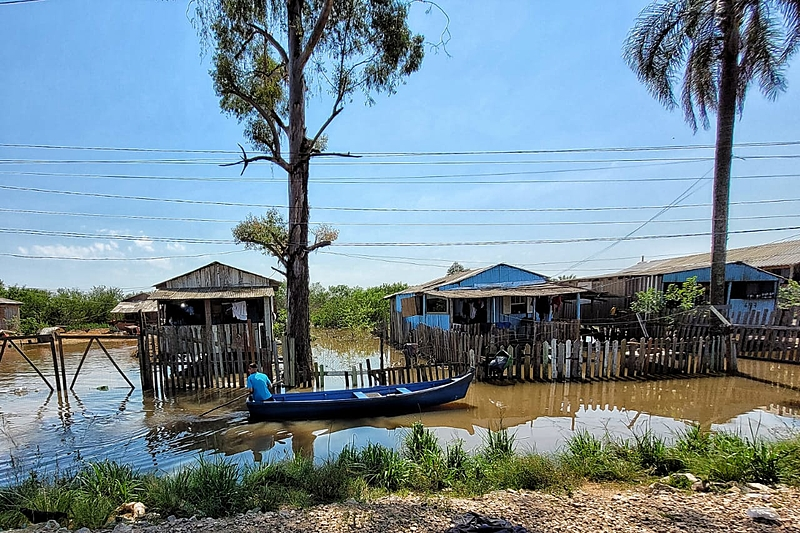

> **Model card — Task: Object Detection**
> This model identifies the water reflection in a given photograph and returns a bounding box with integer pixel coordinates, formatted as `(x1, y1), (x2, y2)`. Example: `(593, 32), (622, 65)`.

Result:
(1, 334), (799, 484)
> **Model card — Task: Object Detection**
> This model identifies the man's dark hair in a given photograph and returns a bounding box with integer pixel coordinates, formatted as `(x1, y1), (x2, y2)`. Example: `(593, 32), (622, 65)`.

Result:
(248, 363), (257, 370)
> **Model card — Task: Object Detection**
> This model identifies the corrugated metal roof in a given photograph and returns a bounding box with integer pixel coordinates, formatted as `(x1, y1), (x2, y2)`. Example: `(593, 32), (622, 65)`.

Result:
(151, 287), (274, 300)
(111, 300), (158, 314)
(583, 239), (800, 279)
(0, 298), (23, 305)
(423, 282), (586, 299)
(387, 263), (546, 297)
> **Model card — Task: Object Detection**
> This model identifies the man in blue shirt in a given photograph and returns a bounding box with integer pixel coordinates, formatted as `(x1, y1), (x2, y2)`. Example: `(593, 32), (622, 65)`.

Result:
(246, 363), (273, 402)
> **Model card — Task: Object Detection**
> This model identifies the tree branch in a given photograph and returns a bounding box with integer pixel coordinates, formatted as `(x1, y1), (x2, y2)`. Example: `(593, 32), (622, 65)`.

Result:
(247, 23), (289, 65)
(310, 151), (360, 158)
(298, 0), (334, 70)
(306, 240), (332, 253)
(310, 105), (344, 148)
(271, 266), (287, 278)
(221, 145), (289, 174)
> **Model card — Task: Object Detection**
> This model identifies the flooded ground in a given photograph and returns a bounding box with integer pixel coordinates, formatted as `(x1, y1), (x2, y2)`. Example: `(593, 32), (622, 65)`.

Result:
(1, 330), (799, 484)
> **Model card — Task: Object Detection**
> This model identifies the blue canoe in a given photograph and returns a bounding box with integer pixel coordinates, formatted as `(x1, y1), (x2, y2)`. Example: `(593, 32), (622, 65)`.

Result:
(247, 368), (475, 421)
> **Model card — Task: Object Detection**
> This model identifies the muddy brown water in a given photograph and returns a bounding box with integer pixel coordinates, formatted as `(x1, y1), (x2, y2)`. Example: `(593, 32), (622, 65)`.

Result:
(1, 331), (798, 483)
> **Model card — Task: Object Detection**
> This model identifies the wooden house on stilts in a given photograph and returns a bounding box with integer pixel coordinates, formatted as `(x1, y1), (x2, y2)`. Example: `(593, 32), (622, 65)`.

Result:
(140, 262), (281, 394)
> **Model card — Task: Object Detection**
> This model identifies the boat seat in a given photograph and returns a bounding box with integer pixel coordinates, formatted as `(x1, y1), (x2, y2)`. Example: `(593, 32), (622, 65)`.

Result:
(396, 387), (411, 394)
(353, 391), (369, 399)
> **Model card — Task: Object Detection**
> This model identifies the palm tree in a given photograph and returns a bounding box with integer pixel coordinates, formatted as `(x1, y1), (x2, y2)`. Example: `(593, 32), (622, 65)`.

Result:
(624, 0), (800, 306)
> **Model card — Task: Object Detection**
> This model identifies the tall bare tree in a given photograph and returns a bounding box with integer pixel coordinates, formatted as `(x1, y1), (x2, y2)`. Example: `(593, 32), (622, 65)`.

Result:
(196, 0), (431, 381)
(624, 0), (800, 306)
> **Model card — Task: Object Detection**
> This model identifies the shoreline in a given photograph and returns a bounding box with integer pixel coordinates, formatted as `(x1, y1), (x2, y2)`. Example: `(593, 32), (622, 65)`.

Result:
(8, 484), (798, 533)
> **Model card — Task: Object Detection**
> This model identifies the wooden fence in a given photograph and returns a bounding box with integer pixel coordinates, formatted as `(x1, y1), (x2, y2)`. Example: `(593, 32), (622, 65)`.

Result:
(142, 323), (277, 394)
(402, 324), (734, 382)
(588, 306), (800, 364)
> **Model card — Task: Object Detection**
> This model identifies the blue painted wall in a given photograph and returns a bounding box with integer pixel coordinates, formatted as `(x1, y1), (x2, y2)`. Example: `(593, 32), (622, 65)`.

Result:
(395, 294), (450, 330)
(729, 299), (774, 316)
(395, 264), (548, 331)
(439, 264), (546, 291)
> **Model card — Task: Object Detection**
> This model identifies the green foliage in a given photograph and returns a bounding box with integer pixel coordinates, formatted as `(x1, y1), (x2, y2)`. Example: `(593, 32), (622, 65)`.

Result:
(630, 287), (665, 314)
(447, 262), (468, 276)
(1, 429), (799, 526)
(2, 285), (122, 334)
(482, 428), (516, 462)
(778, 280), (800, 309)
(309, 282), (407, 331)
(71, 461), (143, 528)
(631, 276), (704, 315)
(232, 210), (290, 265)
(403, 421), (441, 463)
(624, 0), (800, 132)
(665, 277), (705, 311)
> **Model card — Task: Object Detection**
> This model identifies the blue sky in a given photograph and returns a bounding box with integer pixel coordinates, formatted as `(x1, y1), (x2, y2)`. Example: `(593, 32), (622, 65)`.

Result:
(1, 0), (799, 293)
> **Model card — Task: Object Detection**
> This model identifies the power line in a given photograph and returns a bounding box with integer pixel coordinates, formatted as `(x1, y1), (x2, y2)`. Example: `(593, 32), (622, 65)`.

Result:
(3, 154), (800, 166)
(0, 0), (47, 5)
(2, 183), (799, 212)
(0, 228), (233, 244)
(5, 168), (800, 184)
(556, 168), (712, 276)
(0, 250), (245, 261)
(330, 226), (800, 247)
(4, 225), (797, 247)
(2, 139), (799, 156)
(0, 206), (795, 227)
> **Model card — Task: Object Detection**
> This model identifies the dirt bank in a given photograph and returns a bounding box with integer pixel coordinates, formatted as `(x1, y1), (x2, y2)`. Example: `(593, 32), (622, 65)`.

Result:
(14, 483), (799, 533)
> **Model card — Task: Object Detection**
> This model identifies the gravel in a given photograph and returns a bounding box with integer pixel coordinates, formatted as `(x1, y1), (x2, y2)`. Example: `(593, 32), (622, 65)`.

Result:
(9, 484), (799, 533)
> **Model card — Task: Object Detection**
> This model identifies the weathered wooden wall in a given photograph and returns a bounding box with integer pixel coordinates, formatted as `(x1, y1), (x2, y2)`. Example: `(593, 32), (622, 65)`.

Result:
(143, 323), (278, 394)
(160, 263), (274, 289)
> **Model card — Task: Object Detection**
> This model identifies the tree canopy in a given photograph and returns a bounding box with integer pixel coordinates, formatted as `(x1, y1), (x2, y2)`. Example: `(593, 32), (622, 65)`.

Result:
(196, 0), (436, 380)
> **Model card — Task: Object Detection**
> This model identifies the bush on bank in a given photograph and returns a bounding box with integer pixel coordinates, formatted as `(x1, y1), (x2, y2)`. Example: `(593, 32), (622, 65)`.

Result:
(0, 423), (798, 530)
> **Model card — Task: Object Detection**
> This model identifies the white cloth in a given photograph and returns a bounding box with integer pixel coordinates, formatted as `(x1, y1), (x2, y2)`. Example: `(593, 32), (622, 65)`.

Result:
(232, 301), (248, 321)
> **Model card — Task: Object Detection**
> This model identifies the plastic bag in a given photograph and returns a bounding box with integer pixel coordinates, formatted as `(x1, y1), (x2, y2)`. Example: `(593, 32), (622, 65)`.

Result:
(445, 512), (529, 533)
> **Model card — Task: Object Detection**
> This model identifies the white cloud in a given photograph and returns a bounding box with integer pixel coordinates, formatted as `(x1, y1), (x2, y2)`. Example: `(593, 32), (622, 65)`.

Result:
(20, 241), (125, 259)
(132, 238), (155, 252)
(166, 243), (187, 251)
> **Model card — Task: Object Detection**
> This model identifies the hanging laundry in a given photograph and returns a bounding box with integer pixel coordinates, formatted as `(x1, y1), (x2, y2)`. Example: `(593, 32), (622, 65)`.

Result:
(232, 301), (248, 321)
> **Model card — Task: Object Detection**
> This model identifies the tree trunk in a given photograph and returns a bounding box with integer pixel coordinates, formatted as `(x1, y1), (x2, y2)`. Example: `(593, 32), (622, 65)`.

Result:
(286, 0), (313, 382)
(710, 0), (739, 309)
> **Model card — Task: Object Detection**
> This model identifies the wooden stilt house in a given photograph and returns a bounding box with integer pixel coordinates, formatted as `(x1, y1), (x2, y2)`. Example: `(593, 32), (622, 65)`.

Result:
(141, 262), (281, 393)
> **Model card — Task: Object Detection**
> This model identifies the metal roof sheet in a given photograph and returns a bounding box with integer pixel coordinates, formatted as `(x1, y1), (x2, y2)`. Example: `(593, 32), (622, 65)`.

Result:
(0, 298), (23, 305)
(111, 300), (158, 314)
(422, 282), (586, 299)
(151, 287), (274, 300)
(386, 263), (547, 298)
(582, 239), (800, 279)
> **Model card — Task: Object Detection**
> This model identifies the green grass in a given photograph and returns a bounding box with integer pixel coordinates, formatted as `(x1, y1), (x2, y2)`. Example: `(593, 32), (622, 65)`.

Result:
(1, 426), (798, 527)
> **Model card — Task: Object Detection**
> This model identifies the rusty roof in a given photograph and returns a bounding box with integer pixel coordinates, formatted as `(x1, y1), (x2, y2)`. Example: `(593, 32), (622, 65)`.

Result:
(151, 287), (274, 300)
(583, 239), (800, 279)
(422, 282), (586, 299)
(111, 300), (158, 314)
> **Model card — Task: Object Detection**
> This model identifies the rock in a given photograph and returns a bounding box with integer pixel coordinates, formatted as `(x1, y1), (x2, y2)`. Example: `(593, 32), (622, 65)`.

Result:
(746, 507), (781, 524)
(74, 528), (91, 533)
(648, 482), (677, 493)
(166, 516), (177, 523)
(112, 523), (132, 533)
(691, 480), (709, 492)
(746, 483), (772, 493)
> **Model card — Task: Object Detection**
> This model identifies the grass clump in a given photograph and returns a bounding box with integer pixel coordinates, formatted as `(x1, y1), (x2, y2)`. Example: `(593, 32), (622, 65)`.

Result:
(0, 424), (798, 527)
